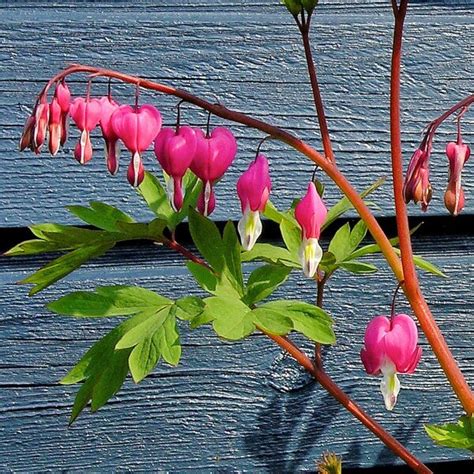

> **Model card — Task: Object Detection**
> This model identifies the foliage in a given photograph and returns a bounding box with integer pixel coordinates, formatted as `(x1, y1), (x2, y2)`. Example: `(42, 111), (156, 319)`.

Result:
(425, 416), (474, 452)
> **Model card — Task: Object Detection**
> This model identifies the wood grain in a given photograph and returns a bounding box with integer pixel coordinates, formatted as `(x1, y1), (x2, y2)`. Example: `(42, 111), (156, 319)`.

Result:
(0, 233), (472, 471)
(0, 0), (472, 227)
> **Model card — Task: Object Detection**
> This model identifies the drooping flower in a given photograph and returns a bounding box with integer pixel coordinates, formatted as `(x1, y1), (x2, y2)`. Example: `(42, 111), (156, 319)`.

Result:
(294, 182), (327, 278)
(98, 96), (121, 175)
(33, 98), (50, 154)
(55, 80), (71, 146)
(444, 138), (470, 216)
(69, 97), (102, 165)
(360, 313), (422, 411)
(403, 145), (432, 212)
(191, 127), (237, 216)
(48, 97), (62, 156)
(111, 104), (162, 187)
(236, 154), (271, 250)
(154, 126), (197, 210)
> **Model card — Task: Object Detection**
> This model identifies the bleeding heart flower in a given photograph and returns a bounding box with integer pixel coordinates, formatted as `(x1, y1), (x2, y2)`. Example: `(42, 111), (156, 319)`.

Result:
(154, 126), (197, 210)
(111, 104), (162, 187)
(191, 127), (237, 216)
(99, 96), (121, 175)
(55, 81), (71, 146)
(360, 313), (422, 411)
(48, 97), (62, 156)
(69, 97), (102, 165)
(33, 99), (50, 154)
(236, 154), (271, 250)
(294, 182), (327, 278)
(403, 145), (432, 212)
(444, 139), (470, 216)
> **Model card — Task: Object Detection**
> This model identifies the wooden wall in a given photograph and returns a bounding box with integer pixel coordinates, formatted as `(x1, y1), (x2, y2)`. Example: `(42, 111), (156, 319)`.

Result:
(1, 0), (473, 471)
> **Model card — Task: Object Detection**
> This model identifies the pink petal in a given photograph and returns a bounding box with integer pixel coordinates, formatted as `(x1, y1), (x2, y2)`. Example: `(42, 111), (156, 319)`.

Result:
(295, 182), (328, 239)
(237, 154), (271, 212)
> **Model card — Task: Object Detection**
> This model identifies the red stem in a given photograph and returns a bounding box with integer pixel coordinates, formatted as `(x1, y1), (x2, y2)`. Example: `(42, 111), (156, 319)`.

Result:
(298, 16), (336, 164)
(390, 2), (474, 414)
(264, 332), (432, 474)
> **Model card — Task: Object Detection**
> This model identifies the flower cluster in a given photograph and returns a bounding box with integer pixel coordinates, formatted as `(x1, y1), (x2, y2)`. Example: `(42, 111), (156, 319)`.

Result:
(20, 80), (333, 277)
(403, 116), (471, 216)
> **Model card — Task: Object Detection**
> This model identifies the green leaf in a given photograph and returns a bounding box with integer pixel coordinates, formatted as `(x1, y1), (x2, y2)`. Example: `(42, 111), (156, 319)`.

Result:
(189, 307), (215, 329)
(392, 249), (446, 278)
(339, 261), (378, 274)
(261, 300), (335, 344)
(127, 309), (181, 382)
(349, 223), (423, 260)
(425, 416), (474, 451)
(319, 251), (336, 272)
(280, 219), (301, 260)
(186, 261), (218, 293)
(174, 296), (205, 321)
(205, 296), (255, 340)
(138, 171), (174, 220)
(115, 308), (170, 350)
(4, 239), (71, 256)
(263, 201), (299, 227)
(328, 222), (352, 263)
(67, 201), (135, 232)
(322, 177), (385, 231)
(349, 220), (368, 250)
(244, 264), (292, 305)
(61, 310), (152, 423)
(188, 207), (225, 273)
(241, 243), (300, 268)
(252, 307), (293, 335)
(20, 242), (115, 295)
(156, 310), (181, 366)
(48, 285), (172, 317)
(128, 333), (161, 383)
(222, 221), (244, 294)
(30, 223), (107, 246)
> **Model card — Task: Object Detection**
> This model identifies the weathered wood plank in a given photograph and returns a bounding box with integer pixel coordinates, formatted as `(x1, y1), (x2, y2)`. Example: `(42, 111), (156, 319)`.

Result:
(0, 233), (472, 470)
(0, 1), (472, 226)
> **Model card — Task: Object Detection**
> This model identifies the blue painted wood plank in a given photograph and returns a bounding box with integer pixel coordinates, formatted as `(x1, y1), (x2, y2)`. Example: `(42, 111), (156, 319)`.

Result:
(0, 233), (472, 471)
(0, 1), (472, 226)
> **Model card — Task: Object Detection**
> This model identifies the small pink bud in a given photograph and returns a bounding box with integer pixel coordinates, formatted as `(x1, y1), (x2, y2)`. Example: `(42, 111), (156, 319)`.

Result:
(33, 100), (50, 153)
(111, 104), (162, 187)
(403, 147), (432, 211)
(295, 182), (327, 278)
(444, 140), (470, 216)
(236, 154), (271, 250)
(154, 126), (197, 210)
(361, 314), (422, 410)
(99, 96), (121, 175)
(48, 98), (62, 156)
(69, 97), (102, 164)
(55, 81), (71, 113)
(191, 127), (237, 215)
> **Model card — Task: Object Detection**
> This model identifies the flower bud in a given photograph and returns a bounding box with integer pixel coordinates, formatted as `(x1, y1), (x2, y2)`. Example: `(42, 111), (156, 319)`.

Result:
(295, 182), (327, 278)
(237, 154), (271, 250)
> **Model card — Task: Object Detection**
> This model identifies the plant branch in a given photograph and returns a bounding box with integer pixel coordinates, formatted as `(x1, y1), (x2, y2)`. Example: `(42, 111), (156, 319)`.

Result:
(40, 64), (473, 412)
(314, 272), (328, 367)
(389, 1), (474, 414)
(263, 331), (432, 474)
(297, 16), (336, 164)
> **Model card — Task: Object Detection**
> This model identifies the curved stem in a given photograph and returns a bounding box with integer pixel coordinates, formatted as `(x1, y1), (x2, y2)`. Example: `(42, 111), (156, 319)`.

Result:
(298, 17), (335, 164)
(389, 2), (474, 414)
(264, 332), (432, 474)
